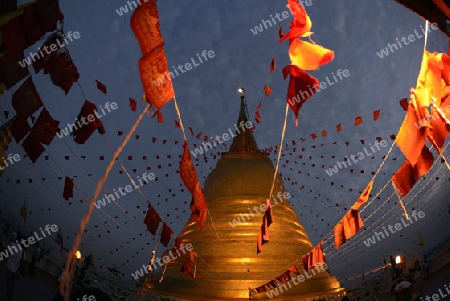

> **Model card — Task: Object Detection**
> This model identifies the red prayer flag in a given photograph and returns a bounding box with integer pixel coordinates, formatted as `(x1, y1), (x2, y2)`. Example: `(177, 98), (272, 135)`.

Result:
(129, 98), (137, 112)
(12, 77), (44, 118)
(399, 98), (408, 111)
(160, 222), (173, 247)
(189, 250), (196, 263)
(22, 130), (45, 163)
(336, 124), (342, 132)
(35, 0), (64, 32)
(282, 64), (319, 126)
(41, 48), (79, 95)
(256, 100), (262, 109)
(1, 15), (28, 60)
(257, 199), (272, 253)
(31, 108), (59, 145)
(143, 204), (162, 235)
(63, 176), (74, 200)
(0, 54), (30, 90)
(96, 80), (107, 94)
(278, 0), (311, 42)
(72, 100), (106, 144)
(181, 261), (195, 278)
(279, 26), (284, 39)
(270, 57), (276, 73)
(11, 115), (31, 143)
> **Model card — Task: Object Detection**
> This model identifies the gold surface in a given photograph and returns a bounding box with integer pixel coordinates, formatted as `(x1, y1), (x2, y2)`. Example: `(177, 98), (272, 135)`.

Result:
(142, 98), (341, 300)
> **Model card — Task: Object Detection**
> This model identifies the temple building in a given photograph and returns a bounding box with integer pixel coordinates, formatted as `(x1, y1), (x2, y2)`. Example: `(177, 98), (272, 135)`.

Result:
(141, 94), (342, 300)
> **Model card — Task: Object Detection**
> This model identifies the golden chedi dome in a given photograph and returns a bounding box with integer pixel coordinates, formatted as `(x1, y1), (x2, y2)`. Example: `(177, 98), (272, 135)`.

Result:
(142, 95), (342, 300)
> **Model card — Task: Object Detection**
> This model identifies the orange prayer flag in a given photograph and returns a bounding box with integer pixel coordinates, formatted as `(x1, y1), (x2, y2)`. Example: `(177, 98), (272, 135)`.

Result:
(342, 209), (364, 240)
(416, 52), (444, 105)
(354, 116), (363, 126)
(395, 103), (428, 165)
(138, 49), (174, 110)
(351, 180), (373, 210)
(270, 57), (276, 73)
(336, 124), (342, 132)
(413, 146), (434, 179)
(130, 0), (163, 55)
(264, 84), (273, 96)
(441, 53), (450, 86)
(131, 1), (174, 110)
(321, 130), (327, 137)
(289, 39), (334, 71)
(179, 141), (207, 229)
(155, 111), (163, 123)
(392, 160), (416, 198)
(256, 100), (262, 109)
(333, 220), (345, 248)
(373, 109), (380, 121)
(428, 107), (450, 152)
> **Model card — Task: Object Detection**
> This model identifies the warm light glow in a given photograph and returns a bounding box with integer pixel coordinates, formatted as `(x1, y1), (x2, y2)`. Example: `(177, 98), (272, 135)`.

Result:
(76, 251), (82, 259)
(395, 255), (401, 264)
(237, 87), (245, 97)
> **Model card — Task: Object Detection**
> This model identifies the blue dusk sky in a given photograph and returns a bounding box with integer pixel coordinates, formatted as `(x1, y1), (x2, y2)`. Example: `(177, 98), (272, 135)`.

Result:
(1, 0), (449, 284)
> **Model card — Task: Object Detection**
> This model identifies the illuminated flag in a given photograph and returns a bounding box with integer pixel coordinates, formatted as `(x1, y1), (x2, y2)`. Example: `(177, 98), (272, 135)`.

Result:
(351, 180), (373, 210)
(131, 0), (174, 110)
(179, 141), (207, 229)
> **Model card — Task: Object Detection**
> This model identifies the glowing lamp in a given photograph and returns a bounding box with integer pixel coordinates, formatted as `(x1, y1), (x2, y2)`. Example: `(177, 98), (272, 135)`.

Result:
(237, 87), (245, 97)
(76, 251), (82, 259)
(395, 255), (401, 264)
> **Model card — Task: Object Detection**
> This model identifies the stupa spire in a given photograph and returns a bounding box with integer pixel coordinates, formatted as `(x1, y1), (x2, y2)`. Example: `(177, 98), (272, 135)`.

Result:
(228, 91), (259, 153)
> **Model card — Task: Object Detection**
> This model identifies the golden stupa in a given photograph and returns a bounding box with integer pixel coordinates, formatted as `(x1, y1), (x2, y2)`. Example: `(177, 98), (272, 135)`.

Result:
(141, 94), (342, 300)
